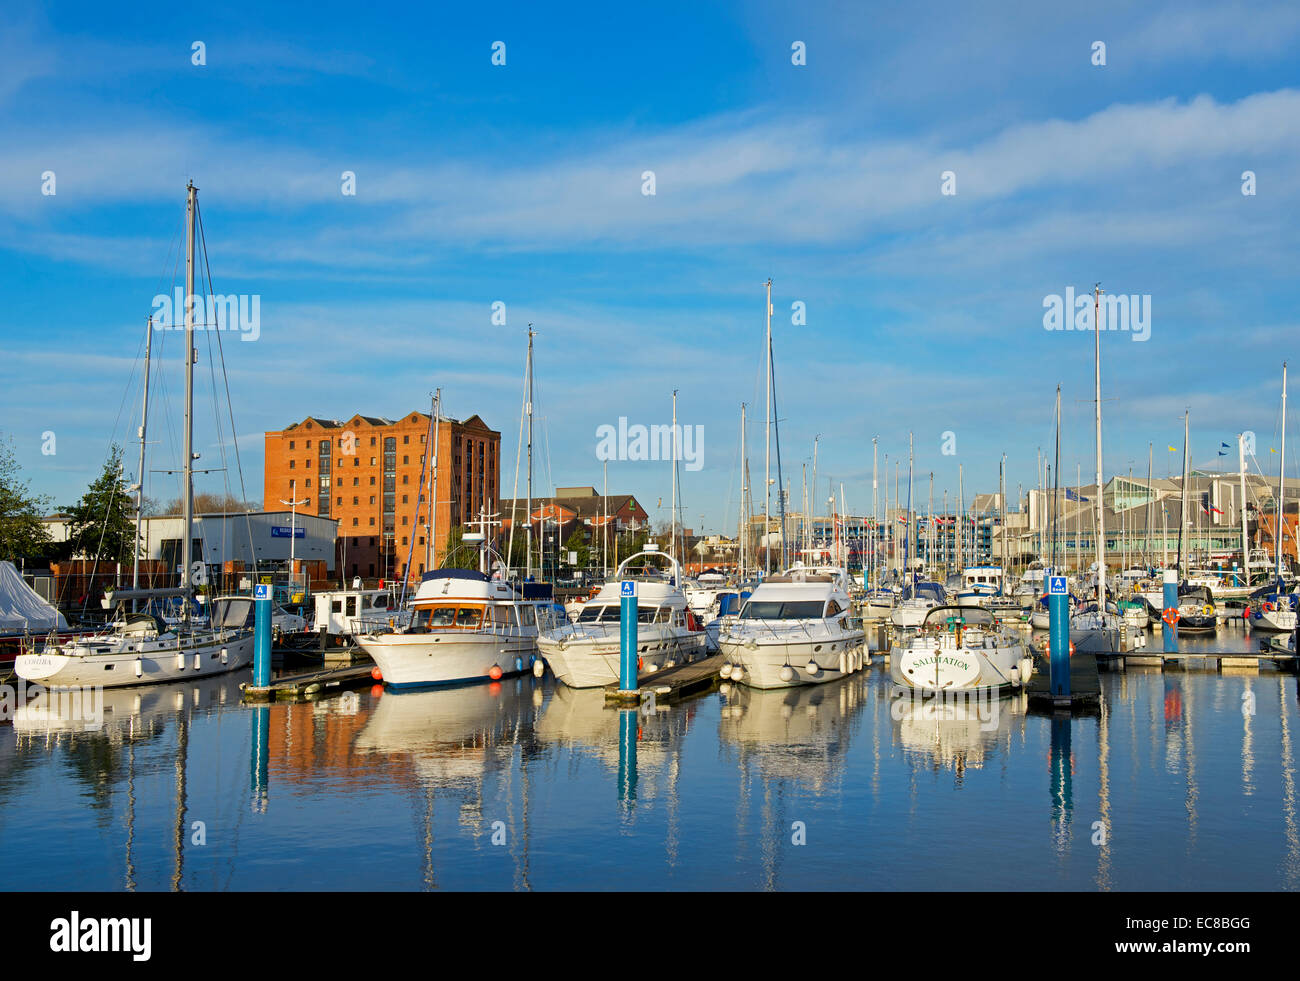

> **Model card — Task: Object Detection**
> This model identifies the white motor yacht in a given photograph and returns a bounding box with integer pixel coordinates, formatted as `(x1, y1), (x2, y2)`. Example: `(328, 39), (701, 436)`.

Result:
(536, 545), (707, 689)
(717, 564), (866, 689)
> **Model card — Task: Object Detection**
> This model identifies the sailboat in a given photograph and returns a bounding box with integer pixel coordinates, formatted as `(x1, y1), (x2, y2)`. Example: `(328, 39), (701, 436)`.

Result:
(17, 183), (255, 689)
(1070, 285), (1124, 654)
(1249, 362), (1298, 633)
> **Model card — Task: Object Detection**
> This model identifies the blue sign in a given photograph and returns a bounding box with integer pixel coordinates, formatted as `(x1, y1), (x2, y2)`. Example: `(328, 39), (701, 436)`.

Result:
(271, 527), (305, 539)
(254, 583), (270, 599)
(620, 580), (636, 597)
(1048, 576), (1068, 596)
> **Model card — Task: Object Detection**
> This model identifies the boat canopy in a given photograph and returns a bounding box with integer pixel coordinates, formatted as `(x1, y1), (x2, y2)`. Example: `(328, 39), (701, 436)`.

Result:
(921, 605), (995, 628)
(421, 568), (489, 583)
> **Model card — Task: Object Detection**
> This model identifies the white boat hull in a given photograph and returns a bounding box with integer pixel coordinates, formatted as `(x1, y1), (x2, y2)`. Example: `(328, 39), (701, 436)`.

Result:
(15, 633), (254, 689)
(359, 630), (540, 688)
(718, 632), (866, 689)
(538, 627), (707, 689)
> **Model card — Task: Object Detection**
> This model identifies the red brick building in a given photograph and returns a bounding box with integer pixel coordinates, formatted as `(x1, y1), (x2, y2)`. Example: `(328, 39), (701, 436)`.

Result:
(263, 411), (500, 583)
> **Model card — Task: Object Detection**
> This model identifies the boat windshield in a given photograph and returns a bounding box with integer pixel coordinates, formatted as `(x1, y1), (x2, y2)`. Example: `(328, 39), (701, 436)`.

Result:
(921, 605), (995, 628)
(575, 604), (660, 623)
(740, 600), (828, 620)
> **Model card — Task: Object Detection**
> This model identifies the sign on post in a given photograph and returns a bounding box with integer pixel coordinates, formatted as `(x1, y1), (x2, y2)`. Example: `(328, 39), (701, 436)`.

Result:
(1048, 576), (1068, 596)
(621, 580), (636, 598)
(254, 583), (270, 600)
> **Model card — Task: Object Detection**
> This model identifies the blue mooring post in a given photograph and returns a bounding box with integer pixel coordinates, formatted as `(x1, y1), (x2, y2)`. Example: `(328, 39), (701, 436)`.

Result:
(1162, 568), (1179, 654)
(253, 581), (272, 688)
(618, 579), (638, 694)
(1047, 572), (1070, 699)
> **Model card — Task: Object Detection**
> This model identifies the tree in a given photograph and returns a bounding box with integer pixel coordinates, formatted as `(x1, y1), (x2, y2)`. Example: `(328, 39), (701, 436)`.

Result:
(563, 527), (590, 570)
(0, 435), (52, 561)
(157, 492), (257, 515)
(441, 526), (481, 570)
(64, 445), (136, 563)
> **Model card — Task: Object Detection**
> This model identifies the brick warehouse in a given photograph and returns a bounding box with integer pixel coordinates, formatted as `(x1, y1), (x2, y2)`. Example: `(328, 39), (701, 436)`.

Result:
(263, 410), (500, 583)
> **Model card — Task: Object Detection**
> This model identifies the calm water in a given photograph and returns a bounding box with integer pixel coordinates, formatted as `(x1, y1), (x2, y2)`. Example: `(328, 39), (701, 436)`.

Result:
(3, 623), (1298, 891)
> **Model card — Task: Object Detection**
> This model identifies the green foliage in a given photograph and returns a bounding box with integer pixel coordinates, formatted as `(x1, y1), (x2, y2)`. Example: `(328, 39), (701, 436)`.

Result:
(441, 526), (482, 570)
(563, 528), (589, 569)
(64, 445), (137, 564)
(0, 435), (52, 561)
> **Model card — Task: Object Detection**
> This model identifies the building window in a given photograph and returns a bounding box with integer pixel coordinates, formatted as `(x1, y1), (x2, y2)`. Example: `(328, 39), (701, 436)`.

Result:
(289, 440), (295, 449)
(402, 494), (408, 504)
(352, 477), (358, 486)
(289, 460), (295, 469)
(352, 518), (358, 526)
(306, 440), (311, 449)
(305, 478), (311, 487)
(369, 517), (375, 526)
(353, 496), (359, 505)
(403, 435), (409, 445)
(370, 437), (376, 446)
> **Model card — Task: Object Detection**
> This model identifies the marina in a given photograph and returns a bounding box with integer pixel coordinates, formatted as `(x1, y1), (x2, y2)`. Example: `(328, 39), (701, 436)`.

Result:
(5, 5), (1300, 951)
(2, 636), (1297, 891)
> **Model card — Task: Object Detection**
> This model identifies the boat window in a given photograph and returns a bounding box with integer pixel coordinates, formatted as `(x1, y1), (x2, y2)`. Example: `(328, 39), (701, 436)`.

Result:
(637, 607), (657, 624)
(825, 600), (842, 616)
(740, 600), (827, 619)
(577, 604), (605, 623)
(489, 606), (513, 624)
(654, 606), (671, 623)
(519, 605), (537, 626)
(428, 607), (457, 627)
(455, 607), (483, 628)
(332, 600), (343, 614)
(346, 596), (357, 616)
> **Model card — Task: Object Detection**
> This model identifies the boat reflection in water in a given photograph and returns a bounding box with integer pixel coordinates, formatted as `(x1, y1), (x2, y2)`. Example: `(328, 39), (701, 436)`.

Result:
(533, 683), (690, 794)
(889, 684), (1029, 778)
(717, 677), (866, 792)
(353, 676), (544, 889)
(9, 673), (246, 892)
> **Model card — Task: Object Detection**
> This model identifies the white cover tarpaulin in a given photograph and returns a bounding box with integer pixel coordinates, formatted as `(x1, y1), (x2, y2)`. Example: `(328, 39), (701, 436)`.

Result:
(0, 561), (69, 634)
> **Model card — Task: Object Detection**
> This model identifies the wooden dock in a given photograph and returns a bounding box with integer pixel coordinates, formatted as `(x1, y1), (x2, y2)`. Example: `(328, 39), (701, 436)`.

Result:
(604, 653), (725, 705)
(241, 663), (377, 703)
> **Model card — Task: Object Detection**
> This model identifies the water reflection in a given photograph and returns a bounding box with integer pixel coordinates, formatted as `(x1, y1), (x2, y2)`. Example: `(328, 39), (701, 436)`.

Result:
(2, 656), (1300, 890)
(889, 688), (1028, 781)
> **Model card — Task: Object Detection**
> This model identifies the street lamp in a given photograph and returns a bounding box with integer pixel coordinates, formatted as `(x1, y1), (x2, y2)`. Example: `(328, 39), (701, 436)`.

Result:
(279, 479), (310, 591)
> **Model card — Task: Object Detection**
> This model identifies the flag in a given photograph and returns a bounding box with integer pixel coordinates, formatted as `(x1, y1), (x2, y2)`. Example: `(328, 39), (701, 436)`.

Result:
(1168, 445), (1178, 452)
(1065, 489), (1089, 502)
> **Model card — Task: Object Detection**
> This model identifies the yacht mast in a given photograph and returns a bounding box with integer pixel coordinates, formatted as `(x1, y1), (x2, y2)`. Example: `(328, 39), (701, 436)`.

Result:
(871, 436), (878, 586)
(1178, 411), (1190, 571)
(1238, 432), (1249, 586)
(132, 315), (154, 605)
(1093, 283), (1106, 611)
(525, 325), (534, 579)
(671, 389), (678, 570)
(181, 182), (197, 614)
(426, 389), (440, 571)
(1277, 362), (1288, 586)
(764, 278), (772, 575)
(739, 402), (747, 581)
(1145, 443), (1153, 567)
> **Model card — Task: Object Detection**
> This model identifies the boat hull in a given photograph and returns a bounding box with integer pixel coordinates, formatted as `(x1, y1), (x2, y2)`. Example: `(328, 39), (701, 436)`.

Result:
(359, 631), (540, 689)
(718, 632), (866, 689)
(14, 633), (254, 689)
(538, 628), (706, 689)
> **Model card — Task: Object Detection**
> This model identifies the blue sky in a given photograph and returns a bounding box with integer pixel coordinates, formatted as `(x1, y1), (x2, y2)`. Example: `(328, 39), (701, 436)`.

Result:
(2, 1), (1299, 532)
